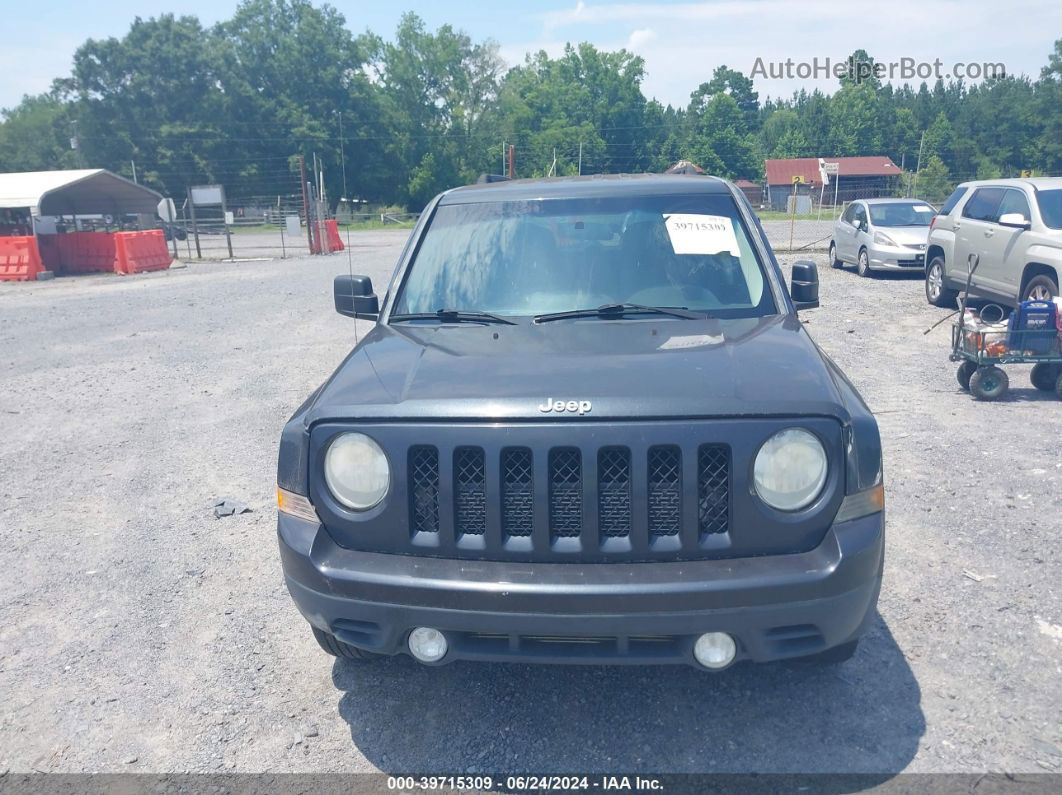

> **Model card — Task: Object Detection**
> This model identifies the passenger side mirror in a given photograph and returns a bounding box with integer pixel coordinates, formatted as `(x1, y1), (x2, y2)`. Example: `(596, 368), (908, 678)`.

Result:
(998, 213), (1030, 230)
(334, 274), (379, 320)
(790, 261), (819, 310)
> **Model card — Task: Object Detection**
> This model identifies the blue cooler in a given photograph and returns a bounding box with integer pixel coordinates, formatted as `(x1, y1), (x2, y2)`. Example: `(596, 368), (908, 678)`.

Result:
(1007, 300), (1059, 354)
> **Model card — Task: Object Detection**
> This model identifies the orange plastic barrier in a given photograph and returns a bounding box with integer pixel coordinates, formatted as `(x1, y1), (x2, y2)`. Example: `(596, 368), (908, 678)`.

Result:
(114, 230), (171, 274)
(0, 235), (45, 281)
(325, 219), (344, 252)
(43, 231), (119, 274)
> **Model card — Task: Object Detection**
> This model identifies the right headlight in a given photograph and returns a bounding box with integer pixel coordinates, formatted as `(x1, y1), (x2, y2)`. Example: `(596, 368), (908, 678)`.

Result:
(753, 428), (828, 512)
(324, 432), (390, 510)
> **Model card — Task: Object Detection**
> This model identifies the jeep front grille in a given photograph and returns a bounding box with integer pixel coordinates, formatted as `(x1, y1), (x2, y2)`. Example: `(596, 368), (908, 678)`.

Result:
(406, 442), (730, 554)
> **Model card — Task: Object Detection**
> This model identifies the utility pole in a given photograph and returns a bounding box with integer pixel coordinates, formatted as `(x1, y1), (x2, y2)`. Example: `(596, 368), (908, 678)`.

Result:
(578, 141), (583, 176)
(336, 110), (348, 200)
(501, 141), (506, 176)
(913, 131), (926, 198)
(130, 160), (138, 184)
(299, 155), (313, 252)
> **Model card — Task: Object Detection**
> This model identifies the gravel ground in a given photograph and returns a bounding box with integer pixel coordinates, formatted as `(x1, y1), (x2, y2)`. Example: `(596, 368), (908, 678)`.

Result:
(0, 229), (1060, 776)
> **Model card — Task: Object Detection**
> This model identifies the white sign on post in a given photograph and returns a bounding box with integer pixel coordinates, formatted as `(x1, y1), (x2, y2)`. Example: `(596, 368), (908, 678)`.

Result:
(157, 198), (177, 222)
(285, 215), (301, 238)
(190, 185), (224, 206)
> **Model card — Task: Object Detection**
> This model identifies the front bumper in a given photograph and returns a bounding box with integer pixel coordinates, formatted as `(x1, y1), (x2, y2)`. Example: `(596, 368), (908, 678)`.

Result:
(278, 511), (884, 668)
(868, 244), (926, 270)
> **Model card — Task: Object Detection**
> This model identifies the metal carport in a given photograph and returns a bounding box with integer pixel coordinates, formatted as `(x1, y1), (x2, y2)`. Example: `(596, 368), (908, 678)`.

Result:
(0, 168), (162, 217)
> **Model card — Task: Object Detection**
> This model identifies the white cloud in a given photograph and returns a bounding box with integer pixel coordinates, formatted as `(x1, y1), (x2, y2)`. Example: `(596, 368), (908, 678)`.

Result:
(626, 28), (656, 51)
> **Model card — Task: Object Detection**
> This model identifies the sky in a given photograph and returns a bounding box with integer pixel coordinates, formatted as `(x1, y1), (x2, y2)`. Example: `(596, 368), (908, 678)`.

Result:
(2, 0), (1060, 111)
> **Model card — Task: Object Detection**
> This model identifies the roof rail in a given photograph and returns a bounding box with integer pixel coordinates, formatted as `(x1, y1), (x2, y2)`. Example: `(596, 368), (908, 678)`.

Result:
(475, 174), (511, 184)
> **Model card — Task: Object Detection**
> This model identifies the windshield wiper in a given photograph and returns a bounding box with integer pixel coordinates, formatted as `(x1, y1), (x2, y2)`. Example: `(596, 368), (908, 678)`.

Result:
(533, 303), (702, 323)
(389, 308), (517, 325)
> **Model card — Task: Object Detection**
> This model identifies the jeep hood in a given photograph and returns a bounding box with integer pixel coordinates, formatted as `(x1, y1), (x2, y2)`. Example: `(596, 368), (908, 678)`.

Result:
(304, 315), (849, 424)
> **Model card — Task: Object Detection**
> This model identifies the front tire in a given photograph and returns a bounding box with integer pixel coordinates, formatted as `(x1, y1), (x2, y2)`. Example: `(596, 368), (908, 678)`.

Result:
(926, 256), (957, 307)
(856, 248), (872, 277)
(312, 626), (381, 661)
(1031, 363), (1061, 392)
(969, 366), (1009, 401)
(1022, 274), (1059, 303)
(956, 360), (977, 391)
(829, 242), (843, 269)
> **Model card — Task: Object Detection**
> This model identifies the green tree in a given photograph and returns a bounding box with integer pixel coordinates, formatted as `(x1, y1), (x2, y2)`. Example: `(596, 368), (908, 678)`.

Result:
(214, 0), (388, 201)
(0, 94), (79, 172)
(690, 65), (759, 130)
(915, 154), (951, 202)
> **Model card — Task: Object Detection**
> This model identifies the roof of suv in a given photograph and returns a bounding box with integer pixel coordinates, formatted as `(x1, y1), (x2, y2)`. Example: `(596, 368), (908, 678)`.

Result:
(439, 173), (733, 204)
(956, 177), (1062, 190)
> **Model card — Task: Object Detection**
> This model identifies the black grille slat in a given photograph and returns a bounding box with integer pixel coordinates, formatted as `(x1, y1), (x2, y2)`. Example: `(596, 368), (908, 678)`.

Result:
(698, 445), (730, 537)
(648, 446), (682, 536)
(454, 447), (487, 535)
(502, 448), (534, 537)
(409, 446), (439, 534)
(598, 448), (631, 537)
(549, 448), (582, 538)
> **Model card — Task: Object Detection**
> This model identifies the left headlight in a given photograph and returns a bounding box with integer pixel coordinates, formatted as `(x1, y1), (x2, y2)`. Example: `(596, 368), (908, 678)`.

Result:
(324, 432), (390, 510)
(753, 428), (828, 512)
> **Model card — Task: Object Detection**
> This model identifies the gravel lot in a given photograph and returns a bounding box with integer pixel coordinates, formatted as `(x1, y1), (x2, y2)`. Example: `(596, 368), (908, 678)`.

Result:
(1, 228), (1060, 776)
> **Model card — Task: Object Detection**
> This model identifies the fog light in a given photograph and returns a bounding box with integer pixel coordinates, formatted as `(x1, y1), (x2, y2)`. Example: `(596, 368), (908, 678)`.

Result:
(694, 632), (737, 669)
(407, 627), (448, 662)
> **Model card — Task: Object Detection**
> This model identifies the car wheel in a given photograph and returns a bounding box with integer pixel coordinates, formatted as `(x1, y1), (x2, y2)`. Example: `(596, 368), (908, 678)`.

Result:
(1022, 274), (1058, 302)
(829, 242), (843, 269)
(956, 360), (978, 391)
(925, 256), (957, 307)
(856, 248), (871, 277)
(311, 626), (381, 661)
(1031, 362), (1061, 391)
(969, 366), (1009, 401)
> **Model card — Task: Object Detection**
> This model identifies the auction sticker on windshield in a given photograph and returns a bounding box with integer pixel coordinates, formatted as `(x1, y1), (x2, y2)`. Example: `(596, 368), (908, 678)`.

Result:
(663, 214), (741, 256)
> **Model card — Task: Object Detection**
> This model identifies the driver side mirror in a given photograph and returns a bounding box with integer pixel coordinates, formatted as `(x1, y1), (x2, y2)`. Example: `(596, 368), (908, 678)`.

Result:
(791, 261), (819, 310)
(334, 274), (379, 320)
(998, 213), (1030, 230)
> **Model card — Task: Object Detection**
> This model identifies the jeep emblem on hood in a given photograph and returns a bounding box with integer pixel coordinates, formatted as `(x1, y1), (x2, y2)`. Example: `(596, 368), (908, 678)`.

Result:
(538, 398), (592, 415)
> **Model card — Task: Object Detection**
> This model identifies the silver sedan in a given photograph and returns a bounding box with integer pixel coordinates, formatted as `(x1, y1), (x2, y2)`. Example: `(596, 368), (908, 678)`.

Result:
(830, 198), (935, 276)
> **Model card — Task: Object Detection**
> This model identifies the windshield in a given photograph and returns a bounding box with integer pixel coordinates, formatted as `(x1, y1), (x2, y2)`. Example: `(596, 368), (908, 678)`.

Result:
(392, 194), (776, 319)
(1037, 189), (1062, 229)
(868, 202), (935, 227)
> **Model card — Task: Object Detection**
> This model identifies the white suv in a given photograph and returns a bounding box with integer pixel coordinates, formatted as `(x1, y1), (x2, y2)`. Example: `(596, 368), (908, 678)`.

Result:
(924, 178), (1062, 307)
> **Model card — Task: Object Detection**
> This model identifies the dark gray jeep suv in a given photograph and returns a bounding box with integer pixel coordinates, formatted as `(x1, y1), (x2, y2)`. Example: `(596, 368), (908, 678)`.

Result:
(277, 174), (884, 670)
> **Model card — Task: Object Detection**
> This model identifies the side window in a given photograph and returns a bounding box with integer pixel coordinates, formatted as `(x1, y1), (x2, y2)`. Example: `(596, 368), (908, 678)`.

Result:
(939, 187), (968, 216)
(841, 204), (856, 224)
(962, 188), (1005, 222)
(852, 204), (867, 229)
(997, 189), (1031, 222)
